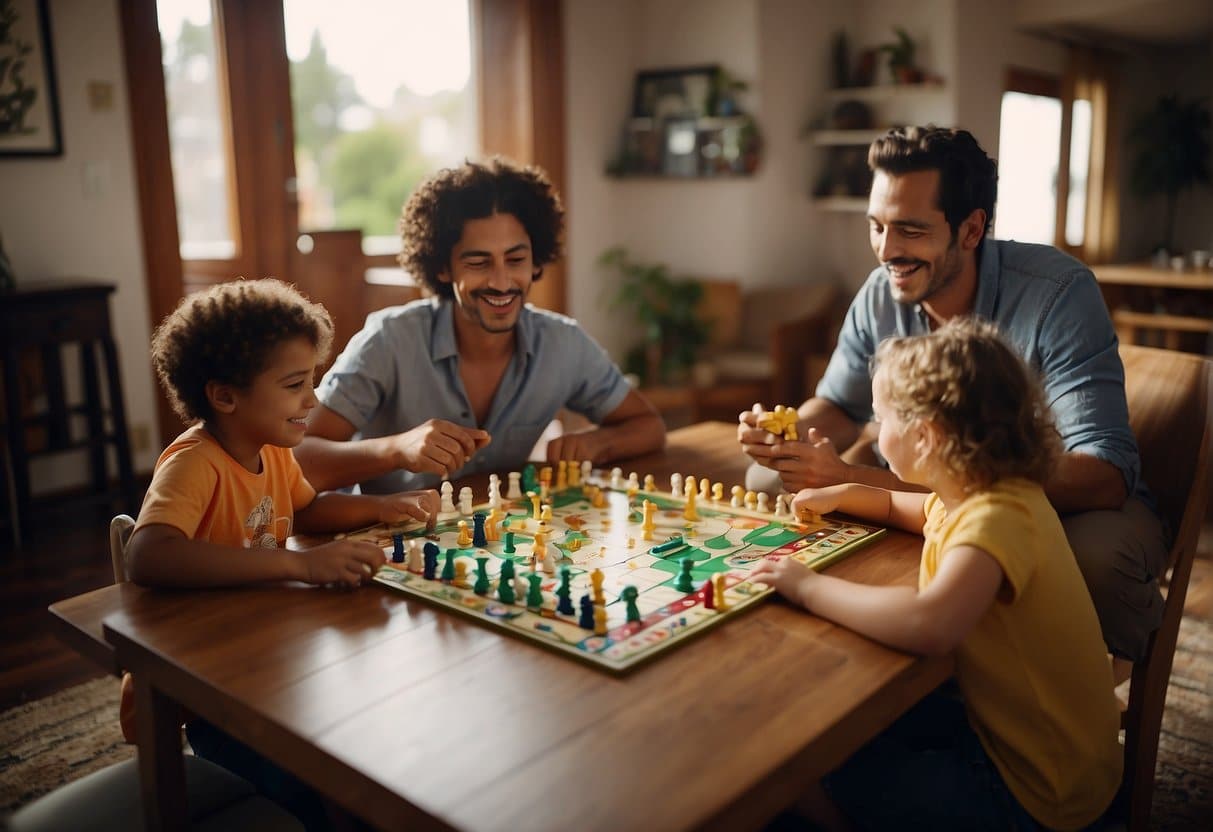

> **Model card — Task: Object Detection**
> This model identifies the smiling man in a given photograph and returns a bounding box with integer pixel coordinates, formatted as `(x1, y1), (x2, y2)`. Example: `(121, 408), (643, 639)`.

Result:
(738, 126), (1166, 665)
(296, 157), (664, 494)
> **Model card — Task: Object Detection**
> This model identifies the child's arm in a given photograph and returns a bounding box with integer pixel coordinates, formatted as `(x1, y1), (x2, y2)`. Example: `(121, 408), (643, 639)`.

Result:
(750, 544), (1004, 656)
(293, 489), (439, 535)
(791, 483), (928, 534)
(126, 524), (385, 588)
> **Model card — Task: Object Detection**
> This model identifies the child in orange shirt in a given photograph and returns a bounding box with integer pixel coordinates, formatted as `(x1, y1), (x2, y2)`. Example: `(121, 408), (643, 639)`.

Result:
(122, 278), (437, 830)
(752, 318), (1122, 831)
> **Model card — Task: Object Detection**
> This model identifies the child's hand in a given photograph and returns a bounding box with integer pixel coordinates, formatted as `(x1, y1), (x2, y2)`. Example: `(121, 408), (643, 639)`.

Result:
(749, 556), (816, 609)
(791, 485), (846, 518)
(297, 540), (386, 587)
(377, 489), (439, 526)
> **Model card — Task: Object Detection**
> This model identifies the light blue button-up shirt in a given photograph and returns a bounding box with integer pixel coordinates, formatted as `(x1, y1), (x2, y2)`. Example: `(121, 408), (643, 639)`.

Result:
(817, 239), (1143, 498)
(316, 297), (632, 493)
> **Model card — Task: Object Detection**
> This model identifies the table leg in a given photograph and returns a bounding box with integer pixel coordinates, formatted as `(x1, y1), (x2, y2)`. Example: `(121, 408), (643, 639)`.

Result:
(132, 673), (187, 831)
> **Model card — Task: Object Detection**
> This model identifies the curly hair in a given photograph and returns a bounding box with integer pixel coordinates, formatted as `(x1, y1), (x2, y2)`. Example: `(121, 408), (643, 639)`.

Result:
(868, 126), (998, 239)
(150, 278), (334, 423)
(871, 317), (1061, 492)
(398, 156), (565, 297)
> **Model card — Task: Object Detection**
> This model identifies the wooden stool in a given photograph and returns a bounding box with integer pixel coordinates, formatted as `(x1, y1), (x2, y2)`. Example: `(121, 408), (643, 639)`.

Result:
(0, 281), (137, 547)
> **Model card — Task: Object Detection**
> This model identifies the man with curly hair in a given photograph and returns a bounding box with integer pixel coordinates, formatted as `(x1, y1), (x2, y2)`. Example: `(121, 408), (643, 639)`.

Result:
(297, 157), (665, 493)
(738, 126), (1166, 670)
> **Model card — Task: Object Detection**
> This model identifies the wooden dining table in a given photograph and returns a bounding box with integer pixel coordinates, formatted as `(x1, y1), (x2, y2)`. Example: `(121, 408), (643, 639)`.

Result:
(49, 421), (951, 832)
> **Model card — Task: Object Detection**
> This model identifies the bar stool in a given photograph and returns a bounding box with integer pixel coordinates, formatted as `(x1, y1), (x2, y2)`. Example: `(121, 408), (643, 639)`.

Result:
(0, 280), (137, 547)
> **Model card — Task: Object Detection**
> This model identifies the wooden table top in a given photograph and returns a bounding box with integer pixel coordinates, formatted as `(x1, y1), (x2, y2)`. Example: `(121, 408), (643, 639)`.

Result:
(54, 422), (951, 832)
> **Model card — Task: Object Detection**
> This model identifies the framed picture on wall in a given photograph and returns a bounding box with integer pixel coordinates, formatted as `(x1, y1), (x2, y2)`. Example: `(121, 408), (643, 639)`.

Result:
(0, 0), (63, 157)
(632, 65), (718, 120)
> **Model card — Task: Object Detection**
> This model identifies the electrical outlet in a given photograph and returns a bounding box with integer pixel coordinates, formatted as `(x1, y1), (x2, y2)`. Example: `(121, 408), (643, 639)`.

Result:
(131, 423), (152, 453)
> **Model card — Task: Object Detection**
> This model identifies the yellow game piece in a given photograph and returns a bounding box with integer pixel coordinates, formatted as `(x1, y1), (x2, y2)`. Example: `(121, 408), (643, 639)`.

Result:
(541, 504), (553, 522)
(454, 560), (469, 588)
(714, 573), (729, 611)
(683, 476), (699, 522)
(643, 474), (656, 492)
(531, 530), (547, 569)
(592, 486), (607, 508)
(627, 537), (635, 548)
(591, 568), (605, 604)
(641, 499), (656, 541)
(711, 482), (724, 502)
(556, 460), (568, 490)
(528, 491), (542, 519)
(486, 507), (504, 542)
(744, 490), (758, 511)
(567, 535), (583, 552)
(456, 520), (472, 547)
(594, 605), (608, 636)
(699, 477), (710, 502)
(758, 404), (800, 441)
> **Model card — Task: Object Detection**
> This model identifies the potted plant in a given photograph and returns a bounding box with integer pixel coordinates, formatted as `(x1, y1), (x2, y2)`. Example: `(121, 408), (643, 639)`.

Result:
(1128, 94), (1211, 255)
(879, 27), (921, 84)
(599, 247), (712, 386)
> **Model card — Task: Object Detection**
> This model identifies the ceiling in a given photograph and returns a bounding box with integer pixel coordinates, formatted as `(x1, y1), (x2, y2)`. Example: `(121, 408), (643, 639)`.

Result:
(1017, 0), (1212, 48)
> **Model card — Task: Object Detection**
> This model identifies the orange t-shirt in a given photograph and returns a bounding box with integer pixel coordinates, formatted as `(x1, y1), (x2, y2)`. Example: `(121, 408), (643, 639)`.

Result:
(120, 425), (317, 741)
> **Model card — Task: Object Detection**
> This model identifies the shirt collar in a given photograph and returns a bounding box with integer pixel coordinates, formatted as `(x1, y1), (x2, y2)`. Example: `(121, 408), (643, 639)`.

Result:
(972, 239), (1000, 319)
(428, 296), (538, 364)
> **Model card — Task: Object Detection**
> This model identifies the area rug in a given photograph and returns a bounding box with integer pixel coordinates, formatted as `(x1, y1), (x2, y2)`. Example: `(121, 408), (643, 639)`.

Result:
(1, 623), (1211, 828)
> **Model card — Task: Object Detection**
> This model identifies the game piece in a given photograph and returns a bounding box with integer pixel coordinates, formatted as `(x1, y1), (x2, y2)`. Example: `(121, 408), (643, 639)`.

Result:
(521, 463), (539, 494)
(514, 573), (529, 601)
(591, 567), (605, 604)
(454, 560), (469, 588)
(594, 605), (608, 636)
(774, 494), (789, 517)
(627, 471), (640, 491)
(542, 545), (557, 576)
(651, 535), (685, 555)
(556, 460), (568, 490)
(757, 493), (770, 513)
(730, 485), (744, 508)
(531, 529), (548, 568)
(488, 474), (502, 509)
(498, 558), (517, 603)
(440, 481), (455, 513)
(423, 541), (439, 579)
(539, 464), (553, 493)
(456, 520), (472, 548)
(507, 471), (522, 500)
(643, 474), (656, 492)
(392, 533), (405, 563)
(758, 404), (799, 441)
(610, 467), (623, 489)
(675, 558), (695, 593)
(591, 486), (607, 508)
(474, 557), (490, 595)
(528, 491), (542, 520)
(581, 460), (592, 486)
(472, 512), (487, 547)
(441, 548), (457, 582)
(407, 539), (423, 573)
(485, 507), (503, 542)
(540, 504), (553, 522)
(621, 586), (640, 622)
(670, 473), (683, 498)
(556, 566), (574, 615)
(712, 482), (724, 502)
(566, 535), (583, 551)
(504, 530), (516, 554)
(525, 573), (544, 609)
(459, 486), (474, 515)
(699, 476), (710, 502)
(683, 477), (699, 521)
(641, 499), (656, 541)
(744, 490), (758, 511)
(702, 578), (716, 610)
(714, 573), (728, 610)
(567, 459), (580, 488)
(578, 594), (594, 629)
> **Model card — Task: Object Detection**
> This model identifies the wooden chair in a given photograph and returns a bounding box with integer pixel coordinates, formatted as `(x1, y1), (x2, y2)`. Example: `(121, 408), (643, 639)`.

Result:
(1116, 344), (1212, 830)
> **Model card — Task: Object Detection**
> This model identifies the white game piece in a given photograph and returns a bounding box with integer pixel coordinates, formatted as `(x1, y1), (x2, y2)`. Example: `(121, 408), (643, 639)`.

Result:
(489, 474), (502, 509)
(757, 492), (770, 513)
(627, 471), (640, 491)
(775, 494), (790, 517)
(459, 486), (474, 515)
(610, 467), (623, 490)
(670, 473), (683, 498)
(699, 477), (710, 502)
(507, 471), (522, 500)
(407, 540), (423, 572)
(581, 460), (593, 485)
(514, 574), (529, 600)
(440, 481), (456, 514)
(730, 485), (744, 508)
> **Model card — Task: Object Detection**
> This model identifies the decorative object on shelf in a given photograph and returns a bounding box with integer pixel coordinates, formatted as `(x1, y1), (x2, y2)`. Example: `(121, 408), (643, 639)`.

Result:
(1128, 94), (1211, 255)
(599, 247), (711, 386)
(831, 99), (873, 130)
(709, 67), (748, 117)
(662, 117), (699, 177)
(878, 26), (922, 84)
(813, 146), (871, 200)
(830, 31), (851, 89)
(632, 64), (718, 119)
(0, 0), (63, 157)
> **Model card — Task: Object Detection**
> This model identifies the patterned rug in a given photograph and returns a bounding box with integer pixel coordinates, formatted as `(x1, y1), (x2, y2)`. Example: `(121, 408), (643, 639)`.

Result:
(1, 622), (1210, 828)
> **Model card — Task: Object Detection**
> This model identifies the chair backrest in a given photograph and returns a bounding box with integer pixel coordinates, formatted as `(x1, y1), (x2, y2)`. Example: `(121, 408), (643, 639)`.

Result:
(1117, 344), (1212, 830)
(109, 514), (135, 583)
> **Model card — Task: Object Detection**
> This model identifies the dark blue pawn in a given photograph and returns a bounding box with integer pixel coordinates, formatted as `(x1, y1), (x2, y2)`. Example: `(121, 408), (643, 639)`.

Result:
(578, 594), (595, 629)
(556, 565), (575, 615)
(391, 533), (405, 563)
(422, 541), (439, 580)
(472, 512), (487, 547)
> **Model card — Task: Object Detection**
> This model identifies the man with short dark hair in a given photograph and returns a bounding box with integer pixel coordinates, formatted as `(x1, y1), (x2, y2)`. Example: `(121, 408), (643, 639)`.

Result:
(298, 157), (665, 494)
(740, 126), (1166, 664)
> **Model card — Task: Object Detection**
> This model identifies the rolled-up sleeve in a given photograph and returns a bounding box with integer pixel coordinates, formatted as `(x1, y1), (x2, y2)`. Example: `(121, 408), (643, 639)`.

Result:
(316, 316), (394, 431)
(816, 285), (880, 423)
(563, 325), (632, 422)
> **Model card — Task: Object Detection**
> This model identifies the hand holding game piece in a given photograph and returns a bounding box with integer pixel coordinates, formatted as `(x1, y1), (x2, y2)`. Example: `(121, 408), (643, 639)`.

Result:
(297, 540), (385, 587)
(742, 426), (849, 493)
(390, 418), (490, 478)
(790, 484), (849, 519)
(375, 488), (439, 527)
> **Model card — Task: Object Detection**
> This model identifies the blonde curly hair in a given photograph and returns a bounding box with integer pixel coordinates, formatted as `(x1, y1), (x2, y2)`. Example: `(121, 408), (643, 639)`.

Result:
(150, 278), (333, 423)
(871, 317), (1061, 491)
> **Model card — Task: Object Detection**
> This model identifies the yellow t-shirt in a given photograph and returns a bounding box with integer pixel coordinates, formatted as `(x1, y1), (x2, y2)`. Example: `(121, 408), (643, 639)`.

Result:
(921, 479), (1122, 830)
(134, 424), (316, 548)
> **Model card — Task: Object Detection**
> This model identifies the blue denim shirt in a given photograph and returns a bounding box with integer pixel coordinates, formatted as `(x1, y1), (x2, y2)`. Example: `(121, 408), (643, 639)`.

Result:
(817, 239), (1143, 498)
(316, 297), (631, 493)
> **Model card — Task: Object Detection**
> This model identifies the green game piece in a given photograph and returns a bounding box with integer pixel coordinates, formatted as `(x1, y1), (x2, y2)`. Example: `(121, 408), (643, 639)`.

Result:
(498, 559), (516, 604)
(503, 530), (516, 554)
(525, 573), (544, 609)
(675, 557), (695, 593)
(521, 463), (539, 494)
(621, 585), (640, 622)
(556, 565), (574, 615)
(651, 535), (685, 555)
(474, 557), (490, 595)
(441, 548), (457, 582)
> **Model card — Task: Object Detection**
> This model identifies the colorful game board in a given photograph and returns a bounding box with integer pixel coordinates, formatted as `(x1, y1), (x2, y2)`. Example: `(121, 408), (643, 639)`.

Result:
(358, 481), (886, 673)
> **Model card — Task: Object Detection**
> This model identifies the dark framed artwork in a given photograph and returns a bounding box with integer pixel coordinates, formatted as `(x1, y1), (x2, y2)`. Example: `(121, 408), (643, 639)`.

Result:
(0, 0), (63, 157)
(632, 64), (718, 120)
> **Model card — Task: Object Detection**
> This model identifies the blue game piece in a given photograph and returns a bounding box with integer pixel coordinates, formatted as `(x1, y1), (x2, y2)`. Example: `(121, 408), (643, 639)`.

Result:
(503, 530), (516, 554)
(525, 573), (544, 609)
(474, 557), (490, 595)
(422, 541), (439, 580)
(391, 533), (405, 563)
(675, 557), (696, 593)
(578, 593), (594, 629)
(441, 548), (457, 582)
(556, 565), (574, 615)
(472, 512), (487, 548)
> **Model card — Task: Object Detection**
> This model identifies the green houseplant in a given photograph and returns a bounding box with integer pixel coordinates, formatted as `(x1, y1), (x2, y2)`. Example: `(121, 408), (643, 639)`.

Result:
(1129, 94), (1211, 254)
(599, 247), (711, 386)
(879, 27), (921, 84)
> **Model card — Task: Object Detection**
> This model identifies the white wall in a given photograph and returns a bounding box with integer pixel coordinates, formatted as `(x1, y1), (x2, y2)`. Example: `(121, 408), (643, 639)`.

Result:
(0, 0), (160, 495)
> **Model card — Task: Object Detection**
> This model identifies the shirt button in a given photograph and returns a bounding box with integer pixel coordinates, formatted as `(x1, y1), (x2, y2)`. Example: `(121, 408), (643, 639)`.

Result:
(462, 411), (470, 418)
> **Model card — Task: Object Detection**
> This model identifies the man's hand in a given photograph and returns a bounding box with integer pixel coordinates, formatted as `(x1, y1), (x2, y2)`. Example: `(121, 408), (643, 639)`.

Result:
(392, 419), (490, 477)
(377, 489), (439, 526)
(296, 540), (386, 587)
(546, 430), (607, 465)
(749, 556), (817, 610)
(738, 410), (850, 491)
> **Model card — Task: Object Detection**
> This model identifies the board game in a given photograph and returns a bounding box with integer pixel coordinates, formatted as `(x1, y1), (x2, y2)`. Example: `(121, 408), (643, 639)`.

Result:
(356, 472), (886, 673)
